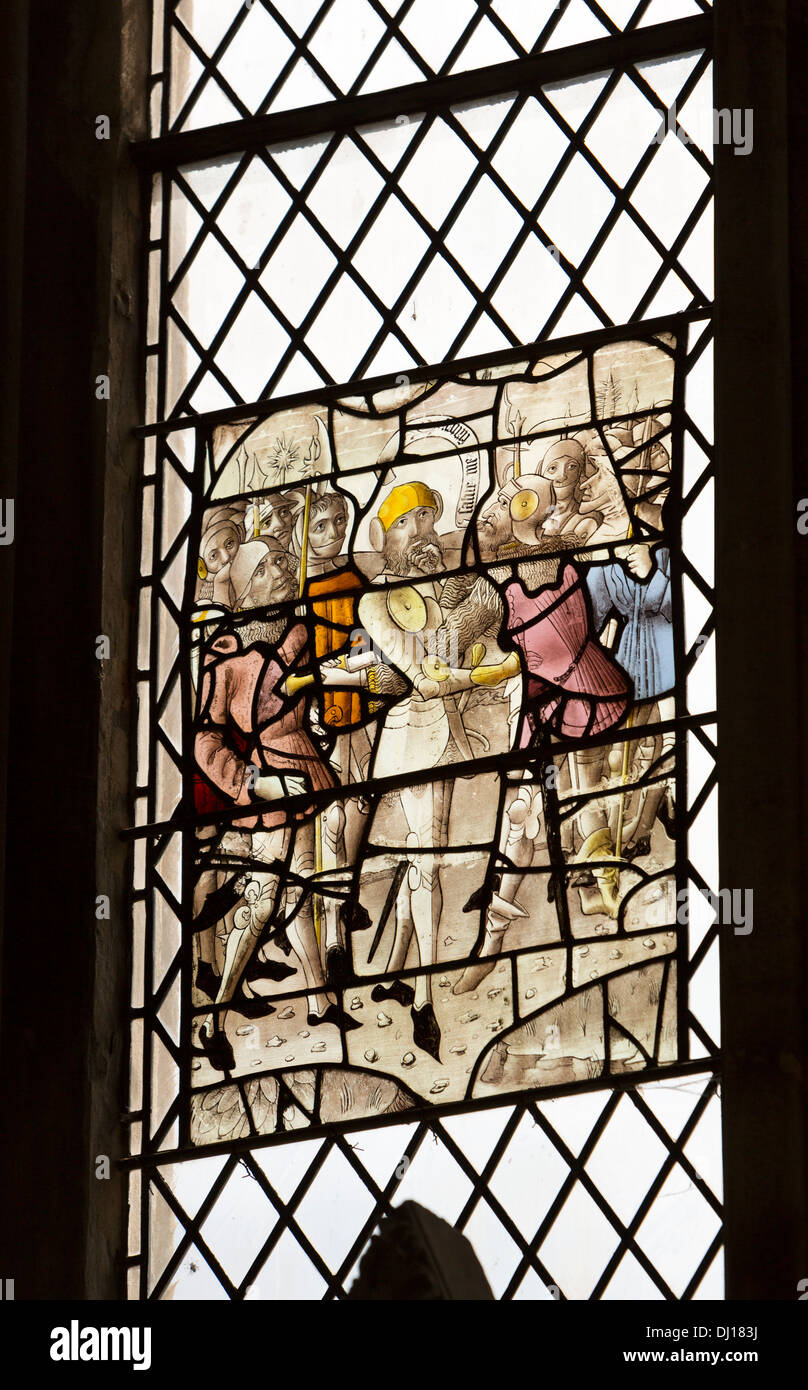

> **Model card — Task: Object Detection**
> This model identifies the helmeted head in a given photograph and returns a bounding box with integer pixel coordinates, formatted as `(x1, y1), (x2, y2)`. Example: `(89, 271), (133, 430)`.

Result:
(479, 474), (557, 552)
(229, 537), (296, 610)
(370, 481), (445, 576)
(507, 474), (559, 545)
(258, 490), (301, 547)
(539, 438), (592, 492)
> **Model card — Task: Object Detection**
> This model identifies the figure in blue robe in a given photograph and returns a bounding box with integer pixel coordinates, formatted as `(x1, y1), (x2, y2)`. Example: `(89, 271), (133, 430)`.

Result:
(586, 545), (673, 700)
(585, 545), (676, 860)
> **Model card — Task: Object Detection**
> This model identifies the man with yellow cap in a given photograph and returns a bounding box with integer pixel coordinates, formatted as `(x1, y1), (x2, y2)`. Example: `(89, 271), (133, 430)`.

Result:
(357, 482), (517, 1062)
(370, 480), (448, 577)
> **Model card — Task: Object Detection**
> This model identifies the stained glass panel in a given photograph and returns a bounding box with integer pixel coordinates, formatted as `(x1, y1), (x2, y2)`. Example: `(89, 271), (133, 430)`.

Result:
(131, 1), (720, 1300)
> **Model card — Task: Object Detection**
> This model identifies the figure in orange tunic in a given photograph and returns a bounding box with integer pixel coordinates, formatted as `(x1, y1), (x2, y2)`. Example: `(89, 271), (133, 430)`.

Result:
(300, 490), (376, 986)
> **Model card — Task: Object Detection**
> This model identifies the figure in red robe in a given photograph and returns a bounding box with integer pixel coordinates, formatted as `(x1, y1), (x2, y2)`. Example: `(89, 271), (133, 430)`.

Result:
(193, 536), (359, 1073)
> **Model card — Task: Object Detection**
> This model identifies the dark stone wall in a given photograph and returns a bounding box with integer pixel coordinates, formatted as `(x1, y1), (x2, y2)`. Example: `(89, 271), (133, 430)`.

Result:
(715, 0), (808, 1300)
(0, 0), (148, 1299)
(788, 4), (808, 1265)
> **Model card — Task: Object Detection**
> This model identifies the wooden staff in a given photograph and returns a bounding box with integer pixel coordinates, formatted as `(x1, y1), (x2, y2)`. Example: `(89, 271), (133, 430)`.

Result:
(297, 481), (323, 947)
(298, 482), (312, 594)
(614, 405), (658, 858)
(614, 708), (635, 861)
(504, 386), (524, 480)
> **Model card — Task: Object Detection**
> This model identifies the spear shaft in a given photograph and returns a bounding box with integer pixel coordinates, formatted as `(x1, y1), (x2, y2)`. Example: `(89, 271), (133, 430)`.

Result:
(298, 483), (312, 597)
(297, 481), (323, 947)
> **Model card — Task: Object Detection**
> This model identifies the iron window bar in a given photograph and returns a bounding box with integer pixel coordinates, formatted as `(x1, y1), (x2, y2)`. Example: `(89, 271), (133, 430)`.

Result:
(132, 15), (713, 172)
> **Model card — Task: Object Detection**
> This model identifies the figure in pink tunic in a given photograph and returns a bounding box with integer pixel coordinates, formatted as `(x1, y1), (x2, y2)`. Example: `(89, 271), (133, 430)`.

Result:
(502, 560), (628, 746)
(446, 473), (630, 992)
(195, 621), (335, 830)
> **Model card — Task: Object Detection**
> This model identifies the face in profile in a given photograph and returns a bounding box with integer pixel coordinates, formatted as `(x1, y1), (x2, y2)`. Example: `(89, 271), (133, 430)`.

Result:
(479, 489), (515, 558)
(578, 463), (623, 517)
(649, 439), (670, 472)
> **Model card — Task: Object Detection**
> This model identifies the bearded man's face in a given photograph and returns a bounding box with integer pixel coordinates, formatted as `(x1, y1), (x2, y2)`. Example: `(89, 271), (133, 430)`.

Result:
(478, 491), (515, 558)
(382, 506), (444, 576)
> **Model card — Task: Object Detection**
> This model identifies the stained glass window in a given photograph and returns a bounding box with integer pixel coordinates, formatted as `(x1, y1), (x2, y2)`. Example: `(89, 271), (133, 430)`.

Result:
(129, 0), (720, 1300)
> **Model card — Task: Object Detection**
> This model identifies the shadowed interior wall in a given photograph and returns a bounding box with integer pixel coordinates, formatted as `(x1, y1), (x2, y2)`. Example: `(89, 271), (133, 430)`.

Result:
(715, 0), (808, 1300)
(0, 0), (148, 1299)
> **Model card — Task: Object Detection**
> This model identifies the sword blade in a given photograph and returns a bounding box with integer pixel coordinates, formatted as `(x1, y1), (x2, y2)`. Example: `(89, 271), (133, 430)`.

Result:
(367, 859), (408, 964)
